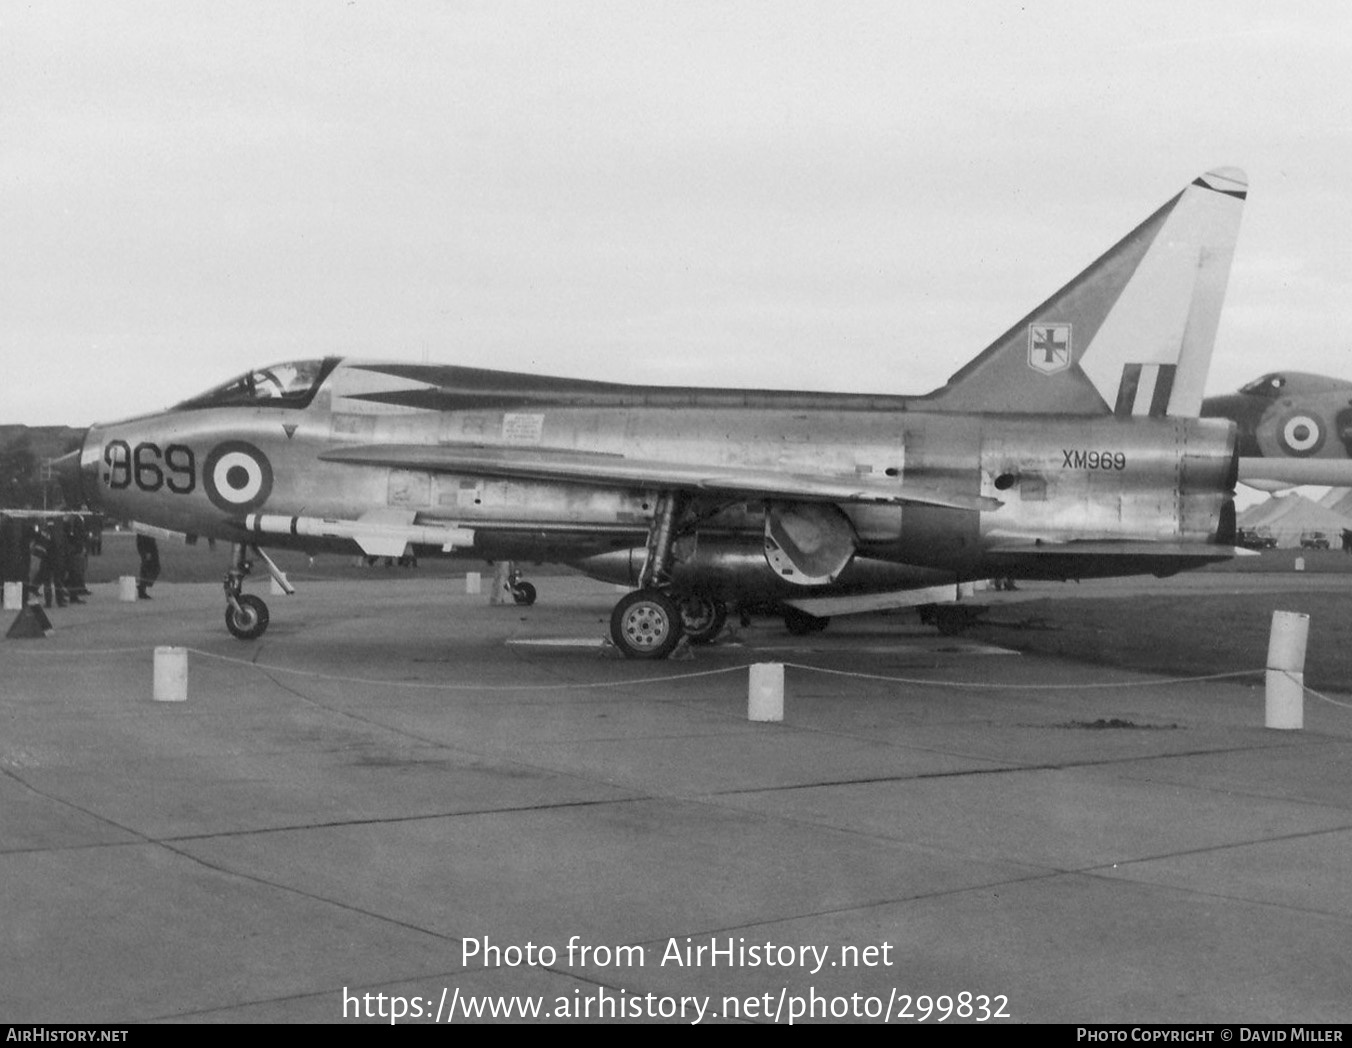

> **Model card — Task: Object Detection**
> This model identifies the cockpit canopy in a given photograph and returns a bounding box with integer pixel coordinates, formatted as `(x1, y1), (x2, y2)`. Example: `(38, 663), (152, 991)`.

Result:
(175, 358), (339, 410)
(1238, 373), (1287, 398)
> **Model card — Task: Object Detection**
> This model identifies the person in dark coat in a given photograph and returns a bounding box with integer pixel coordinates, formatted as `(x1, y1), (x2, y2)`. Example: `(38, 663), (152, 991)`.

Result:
(48, 518), (69, 606)
(64, 515), (89, 603)
(30, 521), (58, 607)
(0, 515), (19, 590)
(136, 533), (160, 599)
(18, 521), (38, 603)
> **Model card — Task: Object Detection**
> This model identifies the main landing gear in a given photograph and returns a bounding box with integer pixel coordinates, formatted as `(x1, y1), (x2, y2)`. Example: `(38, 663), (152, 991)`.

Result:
(610, 589), (683, 659)
(677, 593), (728, 645)
(608, 492), (730, 660)
(506, 567), (537, 606)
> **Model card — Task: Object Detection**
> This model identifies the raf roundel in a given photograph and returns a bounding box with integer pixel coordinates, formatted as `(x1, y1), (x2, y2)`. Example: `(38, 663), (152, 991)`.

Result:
(1277, 414), (1326, 457)
(203, 441), (274, 512)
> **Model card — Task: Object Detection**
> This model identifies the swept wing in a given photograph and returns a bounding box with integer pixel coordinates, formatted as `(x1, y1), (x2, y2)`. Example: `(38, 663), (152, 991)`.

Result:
(319, 443), (1000, 513)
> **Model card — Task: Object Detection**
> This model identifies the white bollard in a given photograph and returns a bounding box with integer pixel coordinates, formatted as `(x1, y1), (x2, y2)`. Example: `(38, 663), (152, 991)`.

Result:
(119, 576), (139, 602)
(2, 581), (22, 610)
(153, 646), (188, 703)
(465, 572), (481, 595)
(748, 662), (785, 722)
(1265, 610), (1308, 730)
(1295, 556), (1305, 572)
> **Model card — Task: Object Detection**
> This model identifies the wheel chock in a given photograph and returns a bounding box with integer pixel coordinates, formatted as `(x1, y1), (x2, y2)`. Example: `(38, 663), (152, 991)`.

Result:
(7, 605), (54, 639)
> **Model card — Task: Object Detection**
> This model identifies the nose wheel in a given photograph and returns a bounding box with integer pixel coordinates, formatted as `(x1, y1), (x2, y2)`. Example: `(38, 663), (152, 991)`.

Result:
(223, 541), (271, 640)
(610, 590), (683, 659)
(225, 593), (270, 640)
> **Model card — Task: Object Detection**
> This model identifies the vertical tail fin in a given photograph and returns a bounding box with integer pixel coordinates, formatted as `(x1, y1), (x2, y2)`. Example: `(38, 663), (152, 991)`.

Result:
(924, 167), (1247, 417)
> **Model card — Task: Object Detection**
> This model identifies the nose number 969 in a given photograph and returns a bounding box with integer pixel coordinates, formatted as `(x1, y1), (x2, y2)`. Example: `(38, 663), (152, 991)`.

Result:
(102, 440), (196, 494)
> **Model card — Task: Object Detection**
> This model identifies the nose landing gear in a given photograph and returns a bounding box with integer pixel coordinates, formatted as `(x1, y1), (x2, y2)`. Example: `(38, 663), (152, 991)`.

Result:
(223, 541), (271, 640)
(225, 592), (269, 640)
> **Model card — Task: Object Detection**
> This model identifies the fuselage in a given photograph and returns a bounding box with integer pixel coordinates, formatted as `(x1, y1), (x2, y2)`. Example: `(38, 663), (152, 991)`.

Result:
(77, 357), (1239, 600)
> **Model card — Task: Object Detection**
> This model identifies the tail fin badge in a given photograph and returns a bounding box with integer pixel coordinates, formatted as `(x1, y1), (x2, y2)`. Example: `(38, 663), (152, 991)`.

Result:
(1027, 323), (1072, 375)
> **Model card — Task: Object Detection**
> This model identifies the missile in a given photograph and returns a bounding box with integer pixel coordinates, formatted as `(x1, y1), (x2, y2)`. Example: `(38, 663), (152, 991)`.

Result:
(243, 513), (474, 557)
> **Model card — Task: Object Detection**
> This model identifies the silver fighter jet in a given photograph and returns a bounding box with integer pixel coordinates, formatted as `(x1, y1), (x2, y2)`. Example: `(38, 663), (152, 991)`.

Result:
(61, 168), (1249, 658)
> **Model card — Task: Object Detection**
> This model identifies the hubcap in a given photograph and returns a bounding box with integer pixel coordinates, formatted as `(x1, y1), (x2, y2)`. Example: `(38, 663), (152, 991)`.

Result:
(621, 601), (670, 650)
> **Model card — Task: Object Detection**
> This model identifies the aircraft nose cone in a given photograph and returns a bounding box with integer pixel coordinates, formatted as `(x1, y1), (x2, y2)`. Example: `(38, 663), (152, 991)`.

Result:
(48, 429), (91, 509)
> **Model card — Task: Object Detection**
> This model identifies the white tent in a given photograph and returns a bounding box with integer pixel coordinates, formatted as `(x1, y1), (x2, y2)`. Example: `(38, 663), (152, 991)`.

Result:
(1319, 487), (1352, 516)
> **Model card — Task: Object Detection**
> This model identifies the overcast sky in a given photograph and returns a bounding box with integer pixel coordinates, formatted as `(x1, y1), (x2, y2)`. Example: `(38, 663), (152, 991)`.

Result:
(3, 1), (1351, 427)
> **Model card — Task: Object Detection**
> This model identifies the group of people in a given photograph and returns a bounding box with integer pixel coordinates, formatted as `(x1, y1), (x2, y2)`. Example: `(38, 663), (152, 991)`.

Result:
(0, 513), (100, 608)
(0, 513), (168, 609)
(0, 514), (163, 607)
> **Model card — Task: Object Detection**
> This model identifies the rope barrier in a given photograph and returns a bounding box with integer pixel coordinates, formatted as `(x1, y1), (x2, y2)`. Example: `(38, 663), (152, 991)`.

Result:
(186, 648), (748, 691)
(1297, 680), (1352, 712)
(5, 642), (1276, 694)
(7, 641), (1352, 731)
(782, 663), (1264, 691)
(1, 646), (150, 657)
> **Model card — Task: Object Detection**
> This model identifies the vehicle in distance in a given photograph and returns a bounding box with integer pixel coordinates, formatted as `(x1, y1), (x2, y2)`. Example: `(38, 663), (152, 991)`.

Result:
(1300, 531), (1331, 550)
(1236, 527), (1278, 551)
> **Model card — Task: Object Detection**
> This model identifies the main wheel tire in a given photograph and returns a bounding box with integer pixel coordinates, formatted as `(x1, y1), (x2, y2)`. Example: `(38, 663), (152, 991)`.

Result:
(511, 581), (537, 606)
(610, 590), (683, 659)
(225, 593), (270, 640)
(783, 606), (830, 636)
(678, 595), (728, 644)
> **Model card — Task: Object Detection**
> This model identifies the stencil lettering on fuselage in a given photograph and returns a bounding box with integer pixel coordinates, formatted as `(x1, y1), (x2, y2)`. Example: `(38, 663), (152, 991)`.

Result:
(387, 470), (431, 508)
(502, 413), (544, 445)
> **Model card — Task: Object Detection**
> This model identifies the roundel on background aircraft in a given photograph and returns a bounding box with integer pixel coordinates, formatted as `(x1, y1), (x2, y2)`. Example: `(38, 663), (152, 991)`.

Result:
(203, 441), (273, 513)
(1276, 413), (1326, 456)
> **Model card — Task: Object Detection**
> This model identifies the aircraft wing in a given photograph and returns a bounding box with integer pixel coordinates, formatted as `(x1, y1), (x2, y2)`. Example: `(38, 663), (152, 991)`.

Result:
(319, 443), (1001, 512)
(1237, 457), (1352, 489)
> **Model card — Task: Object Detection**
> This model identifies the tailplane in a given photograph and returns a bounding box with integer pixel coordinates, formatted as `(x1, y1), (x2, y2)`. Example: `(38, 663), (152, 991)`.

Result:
(924, 167), (1247, 417)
